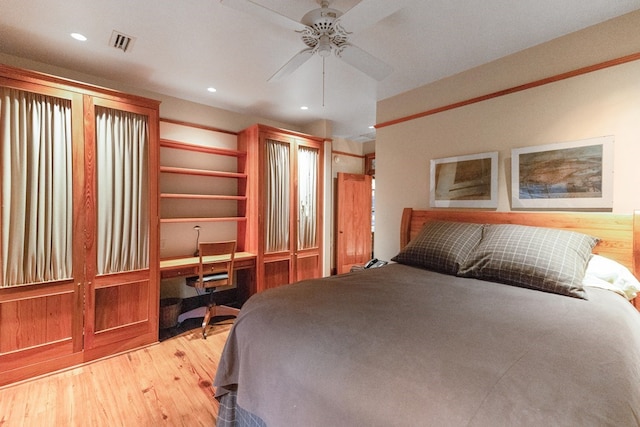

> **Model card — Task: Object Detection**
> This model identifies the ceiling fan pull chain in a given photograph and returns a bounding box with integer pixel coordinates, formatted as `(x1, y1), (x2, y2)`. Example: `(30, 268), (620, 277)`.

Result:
(322, 56), (326, 107)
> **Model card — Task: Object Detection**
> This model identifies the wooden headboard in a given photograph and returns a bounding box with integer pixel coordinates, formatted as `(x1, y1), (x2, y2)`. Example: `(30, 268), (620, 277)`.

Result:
(399, 208), (640, 310)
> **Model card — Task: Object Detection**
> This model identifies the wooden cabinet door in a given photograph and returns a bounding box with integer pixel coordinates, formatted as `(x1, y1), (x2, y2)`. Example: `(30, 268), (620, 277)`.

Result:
(294, 139), (323, 282)
(0, 77), (86, 386)
(82, 96), (159, 359)
(336, 173), (372, 274)
(260, 133), (294, 290)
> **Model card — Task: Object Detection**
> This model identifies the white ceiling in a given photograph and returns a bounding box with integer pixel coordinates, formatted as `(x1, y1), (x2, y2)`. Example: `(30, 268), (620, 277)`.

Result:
(1, 0), (639, 141)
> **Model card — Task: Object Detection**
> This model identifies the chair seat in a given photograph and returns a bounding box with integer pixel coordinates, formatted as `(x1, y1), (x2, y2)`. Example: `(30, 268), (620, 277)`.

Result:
(202, 273), (229, 282)
(186, 273), (229, 289)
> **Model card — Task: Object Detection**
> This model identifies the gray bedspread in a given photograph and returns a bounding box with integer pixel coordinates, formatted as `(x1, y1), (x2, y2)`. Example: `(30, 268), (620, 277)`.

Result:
(214, 264), (640, 426)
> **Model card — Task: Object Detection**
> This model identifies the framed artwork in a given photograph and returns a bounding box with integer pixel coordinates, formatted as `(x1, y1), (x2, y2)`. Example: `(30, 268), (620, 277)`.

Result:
(430, 151), (498, 208)
(365, 153), (375, 176)
(511, 136), (614, 209)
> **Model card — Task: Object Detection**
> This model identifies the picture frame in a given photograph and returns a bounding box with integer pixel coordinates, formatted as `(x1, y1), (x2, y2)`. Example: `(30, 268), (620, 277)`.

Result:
(430, 151), (498, 208)
(511, 136), (614, 209)
(365, 153), (376, 176)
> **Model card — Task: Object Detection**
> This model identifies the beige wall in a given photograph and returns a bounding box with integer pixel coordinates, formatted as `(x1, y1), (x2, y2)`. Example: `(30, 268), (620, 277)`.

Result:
(374, 10), (640, 262)
(332, 137), (366, 176)
(0, 52), (299, 133)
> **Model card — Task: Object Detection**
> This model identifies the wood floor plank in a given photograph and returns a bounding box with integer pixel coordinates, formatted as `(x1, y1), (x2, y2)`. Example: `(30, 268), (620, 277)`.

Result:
(0, 322), (233, 427)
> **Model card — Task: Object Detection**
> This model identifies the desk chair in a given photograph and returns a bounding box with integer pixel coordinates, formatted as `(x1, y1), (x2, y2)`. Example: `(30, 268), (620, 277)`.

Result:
(183, 240), (240, 338)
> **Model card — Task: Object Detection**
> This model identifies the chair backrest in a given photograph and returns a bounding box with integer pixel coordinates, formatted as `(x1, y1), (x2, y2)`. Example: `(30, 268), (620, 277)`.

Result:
(197, 240), (236, 288)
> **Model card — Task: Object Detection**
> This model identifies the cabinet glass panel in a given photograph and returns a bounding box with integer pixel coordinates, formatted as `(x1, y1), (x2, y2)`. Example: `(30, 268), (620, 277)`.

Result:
(297, 145), (318, 250)
(0, 88), (73, 287)
(95, 106), (149, 274)
(265, 139), (290, 253)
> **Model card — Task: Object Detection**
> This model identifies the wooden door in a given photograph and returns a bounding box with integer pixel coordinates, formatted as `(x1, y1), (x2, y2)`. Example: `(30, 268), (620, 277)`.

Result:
(336, 173), (372, 274)
(82, 96), (159, 360)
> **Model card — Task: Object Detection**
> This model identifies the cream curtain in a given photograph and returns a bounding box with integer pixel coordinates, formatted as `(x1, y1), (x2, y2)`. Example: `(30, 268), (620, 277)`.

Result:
(265, 139), (290, 253)
(95, 106), (149, 274)
(297, 146), (318, 249)
(1, 88), (73, 287)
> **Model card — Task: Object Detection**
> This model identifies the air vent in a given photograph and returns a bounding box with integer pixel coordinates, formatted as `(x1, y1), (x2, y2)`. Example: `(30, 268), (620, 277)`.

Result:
(109, 30), (135, 52)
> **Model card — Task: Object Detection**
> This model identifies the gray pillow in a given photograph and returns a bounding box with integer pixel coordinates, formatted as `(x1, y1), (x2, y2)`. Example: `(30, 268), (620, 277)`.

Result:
(459, 224), (599, 299)
(392, 221), (484, 275)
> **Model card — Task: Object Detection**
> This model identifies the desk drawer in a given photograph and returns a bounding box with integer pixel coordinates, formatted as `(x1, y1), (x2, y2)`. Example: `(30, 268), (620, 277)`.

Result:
(202, 263), (228, 274)
(161, 266), (197, 279)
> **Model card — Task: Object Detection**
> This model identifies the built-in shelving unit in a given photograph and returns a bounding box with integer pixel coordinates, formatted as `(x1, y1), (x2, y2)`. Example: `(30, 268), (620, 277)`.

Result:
(158, 121), (248, 257)
(159, 138), (247, 225)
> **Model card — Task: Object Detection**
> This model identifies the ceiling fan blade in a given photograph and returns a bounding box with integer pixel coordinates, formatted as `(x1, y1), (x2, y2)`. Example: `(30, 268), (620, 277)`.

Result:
(268, 48), (315, 82)
(220, 0), (306, 32)
(337, 44), (392, 81)
(338, 0), (411, 34)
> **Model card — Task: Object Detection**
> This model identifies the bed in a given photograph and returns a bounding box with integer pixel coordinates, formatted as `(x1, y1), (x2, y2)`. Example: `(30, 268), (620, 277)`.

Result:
(214, 209), (640, 426)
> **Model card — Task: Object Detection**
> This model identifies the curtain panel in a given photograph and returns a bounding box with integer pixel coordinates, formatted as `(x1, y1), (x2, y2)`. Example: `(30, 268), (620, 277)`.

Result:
(95, 106), (149, 275)
(265, 139), (290, 253)
(0, 88), (73, 287)
(297, 146), (318, 249)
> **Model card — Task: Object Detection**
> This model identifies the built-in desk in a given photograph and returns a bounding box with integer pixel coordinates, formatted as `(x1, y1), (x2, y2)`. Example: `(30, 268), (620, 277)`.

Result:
(160, 252), (257, 304)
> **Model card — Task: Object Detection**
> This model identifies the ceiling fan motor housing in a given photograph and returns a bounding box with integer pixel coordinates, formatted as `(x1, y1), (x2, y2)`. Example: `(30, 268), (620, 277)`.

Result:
(300, 2), (348, 56)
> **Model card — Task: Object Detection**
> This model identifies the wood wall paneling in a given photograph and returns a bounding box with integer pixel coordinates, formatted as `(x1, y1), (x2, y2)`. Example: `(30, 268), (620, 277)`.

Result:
(263, 260), (291, 291)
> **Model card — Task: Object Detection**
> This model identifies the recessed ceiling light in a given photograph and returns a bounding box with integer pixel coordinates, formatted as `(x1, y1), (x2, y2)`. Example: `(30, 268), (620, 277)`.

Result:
(70, 33), (87, 41)
(207, 87), (217, 93)
(300, 106), (309, 110)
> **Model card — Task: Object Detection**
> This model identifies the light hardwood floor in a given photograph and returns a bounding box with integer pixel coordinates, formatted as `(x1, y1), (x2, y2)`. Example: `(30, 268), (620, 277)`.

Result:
(0, 322), (233, 427)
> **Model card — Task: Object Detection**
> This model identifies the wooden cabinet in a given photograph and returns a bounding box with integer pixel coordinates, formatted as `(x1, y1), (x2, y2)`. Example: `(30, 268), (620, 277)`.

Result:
(239, 124), (325, 292)
(0, 64), (159, 386)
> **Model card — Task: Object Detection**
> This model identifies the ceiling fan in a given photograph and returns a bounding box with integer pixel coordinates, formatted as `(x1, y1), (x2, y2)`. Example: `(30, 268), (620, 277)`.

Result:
(220, 0), (406, 82)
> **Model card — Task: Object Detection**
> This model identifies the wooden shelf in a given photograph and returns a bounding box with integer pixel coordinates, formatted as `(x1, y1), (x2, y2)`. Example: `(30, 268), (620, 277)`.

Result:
(160, 166), (246, 179)
(161, 193), (247, 201)
(160, 139), (245, 157)
(160, 217), (247, 224)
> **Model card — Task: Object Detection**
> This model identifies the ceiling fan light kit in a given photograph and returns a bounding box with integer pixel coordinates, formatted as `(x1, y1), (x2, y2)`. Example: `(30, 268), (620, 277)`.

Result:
(316, 36), (332, 57)
(220, 0), (397, 82)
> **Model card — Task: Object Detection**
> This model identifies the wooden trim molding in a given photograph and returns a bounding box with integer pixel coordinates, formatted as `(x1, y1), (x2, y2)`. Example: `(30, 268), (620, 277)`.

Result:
(0, 64), (160, 109)
(332, 150), (364, 159)
(376, 51), (640, 130)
